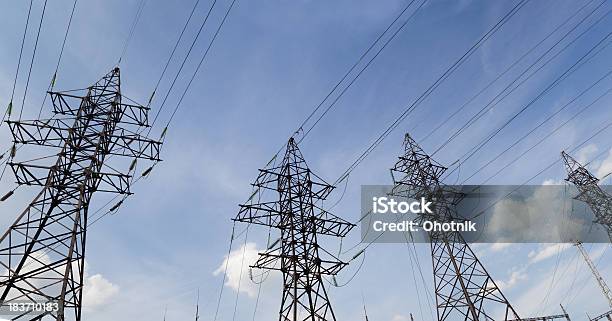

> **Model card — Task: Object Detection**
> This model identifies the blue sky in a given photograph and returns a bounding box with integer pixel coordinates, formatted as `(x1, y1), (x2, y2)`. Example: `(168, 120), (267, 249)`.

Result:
(1, 0), (612, 320)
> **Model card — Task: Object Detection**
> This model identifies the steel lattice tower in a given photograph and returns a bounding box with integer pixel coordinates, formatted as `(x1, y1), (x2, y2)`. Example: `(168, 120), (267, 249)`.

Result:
(234, 137), (354, 321)
(0, 68), (161, 320)
(590, 309), (612, 321)
(575, 242), (612, 308)
(562, 151), (612, 241)
(390, 133), (520, 321)
(561, 151), (612, 317)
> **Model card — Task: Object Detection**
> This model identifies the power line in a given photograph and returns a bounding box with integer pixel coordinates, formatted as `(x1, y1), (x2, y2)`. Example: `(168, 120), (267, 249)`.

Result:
(148, 0), (221, 130)
(474, 84), (610, 185)
(333, 0), (529, 185)
(232, 226), (249, 321)
(295, 0), (419, 137)
(460, 70), (612, 184)
(246, 0), (433, 186)
(85, 0), (225, 225)
(213, 223), (237, 321)
(118, 0), (148, 65)
(36, 0), (79, 119)
(163, 0), (240, 129)
(147, 0), (202, 110)
(435, 11), (610, 174)
(78, 0), (242, 235)
(468, 120), (612, 221)
(18, 0), (48, 121)
(432, 2), (609, 156)
(346, 117), (612, 265)
(2, 0), (33, 125)
(418, 0), (599, 144)
(441, 30), (611, 181)
(297, 0), (428, 144)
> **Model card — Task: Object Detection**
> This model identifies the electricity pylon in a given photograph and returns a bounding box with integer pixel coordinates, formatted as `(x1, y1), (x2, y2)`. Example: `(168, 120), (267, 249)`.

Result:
(575, 242), (612, 308)
(511, 305), (571, 321)
(511, 315), (570, 321)
(234, 137), (354, 321)
(561, 151), (612, 240)
(590, 309), (612, 321)
(0, 68), (161, 320)
(561, 151), (612, 316)
(390, 133), (520, 321)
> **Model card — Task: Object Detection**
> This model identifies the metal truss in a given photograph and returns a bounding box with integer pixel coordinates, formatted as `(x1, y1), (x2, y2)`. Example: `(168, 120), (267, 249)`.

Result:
(234, 137), (354, 321)
(591, 309), (612, 321)
(390, 133), (520, 321)
(562, 151), (612, 241)
(0, 68), (162, 321)
(510, 315), (569, 321)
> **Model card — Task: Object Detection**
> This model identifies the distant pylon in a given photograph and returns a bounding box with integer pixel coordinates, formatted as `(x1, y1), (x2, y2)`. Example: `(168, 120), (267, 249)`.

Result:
(0, 68), (161, 320)
(590, 309), (612, 321)
(390, 133), (520, 321)
(575, 242), (612, 308)
(561, 151), (612, 241)
(234, 137), (354, 321)
(509, 314), (570, 321)
(509, 304), (572, 321)
(561, 151), (612, 313)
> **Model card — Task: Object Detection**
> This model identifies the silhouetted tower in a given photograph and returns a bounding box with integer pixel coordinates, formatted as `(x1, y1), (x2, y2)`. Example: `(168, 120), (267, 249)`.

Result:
(0, 68), (161, 320)
(562, 151), (612, 241)
(390, 133), (520, 321)
(510, 314), (570, 321)
(575, 242), (612, 309)
(590, 310), (612, 321)
(511, 305), (572, 321)
(234, 138), (354, 321)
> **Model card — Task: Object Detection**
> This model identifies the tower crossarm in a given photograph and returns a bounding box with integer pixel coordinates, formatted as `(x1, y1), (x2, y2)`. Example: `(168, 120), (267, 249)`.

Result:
(9, 117), (161, 162)
(314, 209), (355, 237)
(250, 167), (335, 200)
(235, 202), (353, 237)
(50, 91), (150, 127)
(251, 251), (347, 275)
(9, 162), (133, 194)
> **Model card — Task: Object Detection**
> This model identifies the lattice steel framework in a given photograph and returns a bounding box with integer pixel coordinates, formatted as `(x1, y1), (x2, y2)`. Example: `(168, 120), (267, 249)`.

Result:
(511, 305), (571, 321)
(234, 137), (354, 321)
(575, 242), (612, 309)
(591, 309), (612, 321)
(562, 151), (612, 241)
(390, 133), (520, 321)
(510, 315), (570, 321)
(0, 68), (161, 320)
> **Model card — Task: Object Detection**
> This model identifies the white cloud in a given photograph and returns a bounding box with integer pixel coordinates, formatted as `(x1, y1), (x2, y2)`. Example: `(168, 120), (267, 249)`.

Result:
(528, 243), (572, 264)
(490, 242), (512, 252)
(497, 269), (527, 290)
(83, 274), (120, 310)
(489, 185), (581, 243)
(577, 144), (598, 164)
(213, 242), (261, 298)
(542, 179), (563, 186)
(391, 314), (411, 321)
(513, 244), (611, 315)
(596, 148), (612, 179)
(0, 252), (118, 312)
